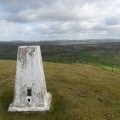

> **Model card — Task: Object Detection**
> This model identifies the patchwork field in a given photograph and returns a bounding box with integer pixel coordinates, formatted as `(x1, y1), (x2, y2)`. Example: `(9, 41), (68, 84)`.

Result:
(0, 60), (120, 120)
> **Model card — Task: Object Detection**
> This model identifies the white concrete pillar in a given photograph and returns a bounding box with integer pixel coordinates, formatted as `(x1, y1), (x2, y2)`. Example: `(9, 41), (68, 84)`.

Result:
(8, 46), (52, 112)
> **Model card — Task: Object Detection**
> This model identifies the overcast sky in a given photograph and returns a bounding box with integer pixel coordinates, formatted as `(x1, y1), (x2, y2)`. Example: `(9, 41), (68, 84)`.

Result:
(0, 0), (120, 41)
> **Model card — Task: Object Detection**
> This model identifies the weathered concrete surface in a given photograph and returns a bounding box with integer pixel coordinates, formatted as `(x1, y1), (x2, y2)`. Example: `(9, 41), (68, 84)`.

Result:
(8, 46), (52, 112)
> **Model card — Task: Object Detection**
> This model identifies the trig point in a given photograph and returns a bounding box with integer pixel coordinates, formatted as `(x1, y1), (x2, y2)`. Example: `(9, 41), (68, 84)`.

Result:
(8, 46), (52, 112)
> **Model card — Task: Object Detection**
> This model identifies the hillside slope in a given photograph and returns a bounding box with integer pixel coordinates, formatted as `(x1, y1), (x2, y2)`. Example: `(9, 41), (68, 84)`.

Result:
(0, 60), (120, 120)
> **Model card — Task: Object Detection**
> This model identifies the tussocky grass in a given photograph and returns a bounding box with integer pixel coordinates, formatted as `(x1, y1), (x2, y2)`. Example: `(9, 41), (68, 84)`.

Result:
(0, 60), (120, 120)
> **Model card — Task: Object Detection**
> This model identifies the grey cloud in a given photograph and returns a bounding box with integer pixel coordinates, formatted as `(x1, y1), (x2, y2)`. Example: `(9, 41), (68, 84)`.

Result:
(91, 23), (120, 35)
(104, 17), (120, 25)
(0, 0), (58, 13)
(0, 0), (120, 40)
(4, 7), (83, 23)
(0, 0), (114, 23)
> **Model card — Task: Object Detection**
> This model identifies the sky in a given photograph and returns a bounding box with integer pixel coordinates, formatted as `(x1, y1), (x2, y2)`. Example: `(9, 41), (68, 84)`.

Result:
(0, 0), (120, 41)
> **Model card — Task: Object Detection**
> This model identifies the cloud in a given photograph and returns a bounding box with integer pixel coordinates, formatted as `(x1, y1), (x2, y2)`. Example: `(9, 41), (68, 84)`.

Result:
(104, 17), (120, 26)
(0, 0), (120, 40)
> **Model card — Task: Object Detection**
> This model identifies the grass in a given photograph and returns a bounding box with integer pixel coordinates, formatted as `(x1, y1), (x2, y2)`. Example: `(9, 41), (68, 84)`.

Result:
(0, 60), (120, 120)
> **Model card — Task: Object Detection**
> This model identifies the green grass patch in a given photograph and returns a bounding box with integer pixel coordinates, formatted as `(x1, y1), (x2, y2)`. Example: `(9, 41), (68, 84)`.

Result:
(0, 60), (120, 120)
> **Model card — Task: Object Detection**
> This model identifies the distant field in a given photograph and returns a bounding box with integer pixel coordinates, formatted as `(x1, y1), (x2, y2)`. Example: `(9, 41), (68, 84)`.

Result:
(0, 60), (120, 120)
(0, 41), (120, 69)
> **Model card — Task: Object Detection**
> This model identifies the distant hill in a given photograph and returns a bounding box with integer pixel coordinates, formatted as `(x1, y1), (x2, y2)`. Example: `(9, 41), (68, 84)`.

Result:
(0, 40), (120, 69)
(0, 39), (120, 45)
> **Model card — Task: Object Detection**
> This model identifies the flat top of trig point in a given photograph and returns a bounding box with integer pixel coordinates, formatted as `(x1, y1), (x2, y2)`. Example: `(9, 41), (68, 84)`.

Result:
(18, 46), (40, 49)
